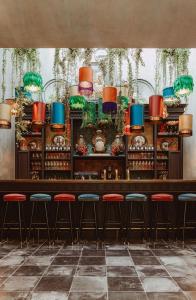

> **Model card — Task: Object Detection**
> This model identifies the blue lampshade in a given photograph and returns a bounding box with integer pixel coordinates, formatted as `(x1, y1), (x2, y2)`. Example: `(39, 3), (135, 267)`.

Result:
(102, 102), (117, 114)
(130, 104), (144, 130)
(51, 102), (65, 129)
(163, 87), (179, 106)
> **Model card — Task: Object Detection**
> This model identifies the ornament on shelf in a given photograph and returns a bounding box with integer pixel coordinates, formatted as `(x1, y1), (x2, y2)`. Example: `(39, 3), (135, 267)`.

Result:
(93, 130), (106, 153)
(111, 134), (125, 156)
(75, 135), (88, 155)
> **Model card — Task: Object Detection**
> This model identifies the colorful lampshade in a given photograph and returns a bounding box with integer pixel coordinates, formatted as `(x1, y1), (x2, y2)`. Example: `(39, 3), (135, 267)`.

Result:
(5, 98), (19, 116)
(149, 95), (163, 121)
(51, 102), (65, 129)
(23, 72), (43, 92)
(123, 106), (131, 135)
(163, 87), (179, 106)
(78, 67), (93, 96)
(0, 103), (11, 129)
(102, 87), (117, 114)
(174, 75), (194, 97)
(32, 101), (46, 125)
(130, 104), (144, 130)
(179, 114), (193, 137)
(69, 96), (86, 110)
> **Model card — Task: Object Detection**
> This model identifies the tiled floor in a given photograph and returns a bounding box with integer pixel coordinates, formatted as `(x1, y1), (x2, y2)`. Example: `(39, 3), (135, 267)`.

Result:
(0, 241), (196, 299)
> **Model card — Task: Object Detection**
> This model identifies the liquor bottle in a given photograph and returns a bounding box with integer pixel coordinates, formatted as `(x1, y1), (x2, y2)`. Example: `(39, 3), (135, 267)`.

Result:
(107, 165), (113, 179)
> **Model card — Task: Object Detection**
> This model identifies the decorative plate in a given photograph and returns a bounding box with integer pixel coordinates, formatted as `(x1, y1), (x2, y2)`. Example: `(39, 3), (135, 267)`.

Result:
(131, 135), (147, 147)
(132, 79), (155, 104)
(53, 135), (66, 146)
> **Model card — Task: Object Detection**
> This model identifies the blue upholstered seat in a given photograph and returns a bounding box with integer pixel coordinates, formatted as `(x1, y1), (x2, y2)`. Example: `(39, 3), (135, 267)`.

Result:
(126, 193), (147, 202)
(178, 193), (196, 202)
(30, 193), (51, 202)
(78, 194), (100, 202)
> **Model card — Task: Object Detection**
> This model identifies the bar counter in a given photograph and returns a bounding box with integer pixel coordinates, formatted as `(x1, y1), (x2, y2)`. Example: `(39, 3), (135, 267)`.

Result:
(0, 179), (196, 195)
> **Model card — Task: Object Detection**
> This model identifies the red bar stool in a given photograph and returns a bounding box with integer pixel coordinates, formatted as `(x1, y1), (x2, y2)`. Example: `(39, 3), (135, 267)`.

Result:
(102, 194), (124, 240)
(54, 193), (76, 243)
(1, 193), (27, 248)
(151, 193), (174, 241)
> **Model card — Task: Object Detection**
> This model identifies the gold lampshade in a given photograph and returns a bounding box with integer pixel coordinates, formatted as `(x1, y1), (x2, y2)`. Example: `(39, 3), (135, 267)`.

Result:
(0, 103), (11, 129)
(179, 114), (193, 137)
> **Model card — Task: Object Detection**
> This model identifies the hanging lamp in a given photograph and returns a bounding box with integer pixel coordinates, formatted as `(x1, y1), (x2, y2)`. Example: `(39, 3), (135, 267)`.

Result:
(123, 105), (131, 135)
(0, 103), (11, 129)
(102, 87), (117, 114)
(78, 67), (93, 96)
(32, 101), (46, 126)
(23, 72), (43, 93)
(174, 75), (194, 97)
(130, 104), (144, 131)
(51, 102), (65, 129)
(179, 114), (193, 137)
(149, 95), (163, 121)
(163, 87), (179, 106)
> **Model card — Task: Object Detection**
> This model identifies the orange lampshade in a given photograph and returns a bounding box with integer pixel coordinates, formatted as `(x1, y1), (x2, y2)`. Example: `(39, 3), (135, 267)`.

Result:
(149, 95), (163, 121)
(32, 101), (46, 125)
(0, 103), (11, 129)
(103, 87), (117, 103)
(78, 67), (93, 96)
(123, 105), (131, 135)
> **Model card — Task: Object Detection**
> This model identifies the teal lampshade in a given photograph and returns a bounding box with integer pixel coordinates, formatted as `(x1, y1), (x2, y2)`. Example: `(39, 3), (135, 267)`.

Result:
(174, 75), (194, 97)
(163, 87), (179, 106)
(23, 72), (43, 92)
(130, 104), (144, 130)
(51, 102), (65, 129)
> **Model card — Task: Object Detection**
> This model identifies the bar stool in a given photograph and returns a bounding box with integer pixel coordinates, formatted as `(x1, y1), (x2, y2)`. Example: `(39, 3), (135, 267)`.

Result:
(1, 193), (26, 248)
(102, 193), (124, 240)
(28, 193), (51, 244)
(151, 193), (174, 241)
(54, 193), (76, 243)
(178, 193), (196, 243)
(78, 194), (99, 241)
(125, 193), (148, 242)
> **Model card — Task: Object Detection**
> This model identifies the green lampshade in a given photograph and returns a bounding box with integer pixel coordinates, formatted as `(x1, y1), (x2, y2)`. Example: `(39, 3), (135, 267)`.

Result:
(174, 75), (194, 97)
(23, 72), (43, 92)
(69, 95), (87, 110)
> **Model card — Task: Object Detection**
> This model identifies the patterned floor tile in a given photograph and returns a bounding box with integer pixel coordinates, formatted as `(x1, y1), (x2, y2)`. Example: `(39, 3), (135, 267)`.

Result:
(132, 256), (160, 265)
(0, 292), (29, 300)
(108, 292), (148, 300)
(68, 292), (107, 300)
(106, 256), (133, 266)
(71, 276), (107, 292)
(45, 266), (76, 276)
(173, 276), (196, 291)
(142, 277), (180, 292)
(30, 291), (68, 299)
(52, 257), (80, 265)
(136, 265), (169, 277)
(0, 276), (40, 291)
(13, 266), (47, 276)
(107, 276), (143, 291)
(107, 266), (137, 277)
(79, 257), (105, 265)
(76, 266), (106, 276)
(146, 292), (188, 300)
(35, 276), (73, 292)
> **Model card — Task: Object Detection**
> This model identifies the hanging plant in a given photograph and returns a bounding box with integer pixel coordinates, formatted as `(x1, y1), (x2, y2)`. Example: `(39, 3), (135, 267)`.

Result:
(107, 48), (116, 86)
(81, 102), (96, 128)
(155, 49), (162, 94)
(97, 57), (107, 86)
(119, 96), (129, 110)
(1, 48), (8, 100)
(132, 49), (145, 99)
(115, 97), (125, 135)
(113, 48), (128, 85)
(66, 48), (81, 83)
(83, 48), (94, 66)
(127, 55), (133, 97)
(53, 48), (61, 100)
(12, 48), (40, 88)
(97, 98), (112, 127)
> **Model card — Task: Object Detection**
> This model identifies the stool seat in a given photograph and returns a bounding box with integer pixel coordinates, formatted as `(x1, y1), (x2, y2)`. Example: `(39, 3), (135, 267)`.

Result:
(103, 194), (124, 202)
(178, 193), (196, 202)
(126, 193), (147, 202)
(54, 194), (75, 202)
(151, 193), (173, 202)
(30, 193), (51, 202)
(78, 194), (99, 202)
(3, 193), (26, 202)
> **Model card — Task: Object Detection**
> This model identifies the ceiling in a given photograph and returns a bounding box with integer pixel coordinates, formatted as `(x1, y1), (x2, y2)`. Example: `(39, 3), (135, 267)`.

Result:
(0, 0), (196, 48)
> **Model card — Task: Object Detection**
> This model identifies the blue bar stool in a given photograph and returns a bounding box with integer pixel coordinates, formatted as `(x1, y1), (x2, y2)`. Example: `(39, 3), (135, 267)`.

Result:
(125, 193), (148, 242)
(178, 193), (196, 243)
(28, 193), (51, 244)
(78, 194), (100, 241)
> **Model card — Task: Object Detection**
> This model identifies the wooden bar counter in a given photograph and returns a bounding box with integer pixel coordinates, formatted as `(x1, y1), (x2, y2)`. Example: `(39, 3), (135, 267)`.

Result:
(0, 179), (196, 195)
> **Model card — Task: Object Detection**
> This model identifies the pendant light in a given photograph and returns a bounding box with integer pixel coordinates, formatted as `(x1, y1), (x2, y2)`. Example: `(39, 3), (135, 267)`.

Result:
(163, 87), (179, 106)
(0, 103), (11, 129)
(149, 95), (163, 121)
(23, 72), (43, 92)
(102, 87), (117, 114)
(78, 67), (93, 96)
(51, 102), (65, 129)
(174, 75), (194, 97)
(32, 101), (46, 126)
(123, 106), (131, 135)
(130, 104), (144, 131)
(179, 114), (193, 137)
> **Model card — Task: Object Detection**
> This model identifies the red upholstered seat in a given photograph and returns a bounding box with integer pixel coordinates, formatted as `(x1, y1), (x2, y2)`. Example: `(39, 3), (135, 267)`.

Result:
(151, 193), (174, 202)
(3, 193), (26, 202)
(102, 194), (124, 202)
(54, 194), (76, 202)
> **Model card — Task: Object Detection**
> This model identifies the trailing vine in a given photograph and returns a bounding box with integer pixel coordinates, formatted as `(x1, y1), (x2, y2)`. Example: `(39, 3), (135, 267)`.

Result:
(1, 48), (8, 100)
(83, 48), (94, 66)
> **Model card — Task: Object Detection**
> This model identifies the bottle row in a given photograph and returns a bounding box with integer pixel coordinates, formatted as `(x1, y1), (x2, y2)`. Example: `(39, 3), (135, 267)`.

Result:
(45, 161), (71, 170)
(128, 153), (154, 160)
(128, 161), (154, 170)
(45, 153), (71, 160)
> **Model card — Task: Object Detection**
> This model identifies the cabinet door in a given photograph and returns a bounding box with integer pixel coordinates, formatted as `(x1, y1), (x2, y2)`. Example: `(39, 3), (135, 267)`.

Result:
(168, 151), (182, 179)
(16, 151), (30, 179)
